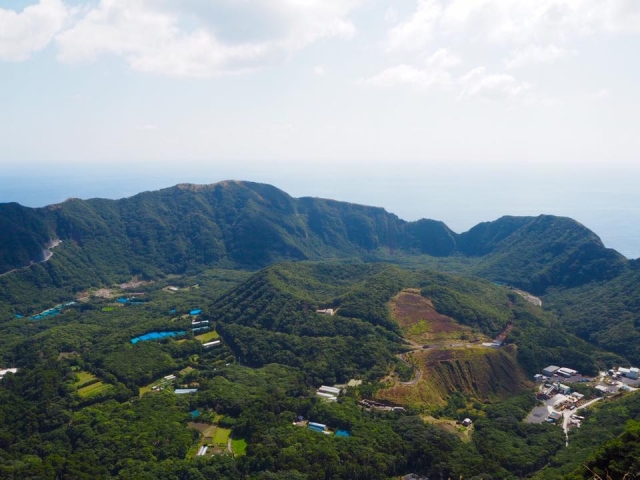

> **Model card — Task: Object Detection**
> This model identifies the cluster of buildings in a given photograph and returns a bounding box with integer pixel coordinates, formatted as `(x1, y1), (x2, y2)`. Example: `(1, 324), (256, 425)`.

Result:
(608, 367), (639, 380)
(538, 365), (579, 379)
(359, 398), (406, 412)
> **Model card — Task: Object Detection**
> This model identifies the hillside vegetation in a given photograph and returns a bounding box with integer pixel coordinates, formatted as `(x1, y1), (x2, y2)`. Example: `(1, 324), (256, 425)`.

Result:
(1, 181), (640, 478)
(0, 181), (627, 297)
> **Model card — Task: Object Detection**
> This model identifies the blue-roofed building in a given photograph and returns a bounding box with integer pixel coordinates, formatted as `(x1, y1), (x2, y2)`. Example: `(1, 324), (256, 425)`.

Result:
(190, 309), (202, 315)
(175, 388), (198, 394)
(335, 429), (351, 438)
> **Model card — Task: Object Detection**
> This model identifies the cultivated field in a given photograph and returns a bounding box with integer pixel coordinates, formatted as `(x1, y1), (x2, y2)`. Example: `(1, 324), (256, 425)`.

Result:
(78, 381), (114, 398)
(196, 331), (220, 343)
(74, 371), (97, 387)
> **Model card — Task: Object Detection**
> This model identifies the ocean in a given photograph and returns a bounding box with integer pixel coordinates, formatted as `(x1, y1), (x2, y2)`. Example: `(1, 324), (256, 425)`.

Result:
(1, 165), (638, 259)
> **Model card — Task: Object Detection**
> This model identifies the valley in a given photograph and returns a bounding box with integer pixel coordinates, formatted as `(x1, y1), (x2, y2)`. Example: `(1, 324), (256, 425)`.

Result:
(0, 182), (639, 479)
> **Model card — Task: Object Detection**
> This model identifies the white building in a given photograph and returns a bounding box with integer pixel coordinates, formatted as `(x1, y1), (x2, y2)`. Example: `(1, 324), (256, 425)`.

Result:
(618, 367), (639, 380)
(557, 367), (578, 378)
(0, 368), (18, 379)
(318, 385), (341, 396)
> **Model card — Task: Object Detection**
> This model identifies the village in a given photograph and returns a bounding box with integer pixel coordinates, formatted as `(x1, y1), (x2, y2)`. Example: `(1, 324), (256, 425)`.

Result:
(526, 364), (639, 446)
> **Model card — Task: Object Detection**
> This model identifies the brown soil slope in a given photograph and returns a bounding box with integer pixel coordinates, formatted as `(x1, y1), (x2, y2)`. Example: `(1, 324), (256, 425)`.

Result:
(379, 345), (531, 408)
(390, 289), (487, 344)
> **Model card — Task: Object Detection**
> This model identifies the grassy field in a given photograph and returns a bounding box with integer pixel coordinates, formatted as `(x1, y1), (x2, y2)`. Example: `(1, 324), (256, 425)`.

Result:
(101, 306), (115, 312)
(231, 438), (247, 455)
(195, 330), (220, 343)
(74, 371), (97, 387)
(422, 415), (474, 442)
(213, 427), (231, 447)
(78, 381), (113, 398)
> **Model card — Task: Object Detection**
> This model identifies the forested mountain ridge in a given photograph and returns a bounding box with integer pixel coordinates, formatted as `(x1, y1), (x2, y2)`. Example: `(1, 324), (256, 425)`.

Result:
(1, 182), (640, 480)
(0, 181), (627, 295)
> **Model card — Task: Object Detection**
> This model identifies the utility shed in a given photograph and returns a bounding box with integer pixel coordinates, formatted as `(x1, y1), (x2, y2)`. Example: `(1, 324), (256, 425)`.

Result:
(629, 368), (639, 379)
(543, 365), (561, 377)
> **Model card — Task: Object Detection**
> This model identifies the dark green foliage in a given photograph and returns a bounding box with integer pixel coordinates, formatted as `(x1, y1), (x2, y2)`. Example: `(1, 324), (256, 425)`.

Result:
(569, 420), (640, 480)
(534, 390), (640, 479)
(468, 215), (627, 294)
(545, 267), (640, 365)
(420, 271), (513, 337)
(2, 180), (640, 479)
(0, 182), (629, 300)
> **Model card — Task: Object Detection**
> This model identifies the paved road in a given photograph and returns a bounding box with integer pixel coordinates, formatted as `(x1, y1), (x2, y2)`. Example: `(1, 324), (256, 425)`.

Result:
(0, 239), (61, 278)
(562, 397), (602, 446)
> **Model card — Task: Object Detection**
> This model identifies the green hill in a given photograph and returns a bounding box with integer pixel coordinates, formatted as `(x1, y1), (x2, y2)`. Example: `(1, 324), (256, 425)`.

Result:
(0, 181), (628, 299)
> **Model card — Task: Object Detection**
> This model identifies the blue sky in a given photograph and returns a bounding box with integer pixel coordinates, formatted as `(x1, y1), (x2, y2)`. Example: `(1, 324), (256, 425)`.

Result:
(2, 1), (640, 256)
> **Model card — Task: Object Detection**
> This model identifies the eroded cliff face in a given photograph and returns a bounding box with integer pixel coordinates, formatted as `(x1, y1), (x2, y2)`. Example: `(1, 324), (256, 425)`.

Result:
(378, 345), (531, 408)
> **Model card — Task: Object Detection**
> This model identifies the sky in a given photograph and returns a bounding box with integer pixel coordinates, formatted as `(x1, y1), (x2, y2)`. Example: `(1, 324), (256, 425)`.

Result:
(1, 0), (640, 256)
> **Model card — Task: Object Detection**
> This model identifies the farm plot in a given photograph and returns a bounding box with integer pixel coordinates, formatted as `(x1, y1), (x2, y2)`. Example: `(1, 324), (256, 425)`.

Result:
(195, 331), (219, 343)
(78, 381), (114, 398)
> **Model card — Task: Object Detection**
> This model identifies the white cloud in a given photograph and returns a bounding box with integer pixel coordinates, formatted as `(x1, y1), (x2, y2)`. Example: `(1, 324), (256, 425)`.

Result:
(590, 88), (610, 100)
(359, 64), (450, 90)
(55, 0), (362, 77)
(386, 0), (443, 51)
(359, 48), (459, 90)
(384, 6), (398, 25)
(504, 44), (569, 69)
(313, 65), (326, 75)
(136, 124), (158, 131)
(361, 54), (532, 102)
(387, 0), (640, 51)
(0, 0), (70, 61)
(426, 47), (462, 69)
(458, 66), (530, 100)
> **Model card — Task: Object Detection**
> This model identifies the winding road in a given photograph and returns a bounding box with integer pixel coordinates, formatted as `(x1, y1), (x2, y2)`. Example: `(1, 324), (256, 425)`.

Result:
(0, 239), (61, 278)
